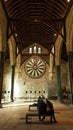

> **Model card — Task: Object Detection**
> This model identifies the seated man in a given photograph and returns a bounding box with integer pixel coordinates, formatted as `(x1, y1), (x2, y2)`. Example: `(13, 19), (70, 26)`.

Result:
(37, 97), (46, 121)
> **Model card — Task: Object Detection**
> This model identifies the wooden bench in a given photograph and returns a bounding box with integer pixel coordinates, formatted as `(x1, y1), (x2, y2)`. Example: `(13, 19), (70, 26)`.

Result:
(29, 103), (37, 111)
(26, 112), (52, 124)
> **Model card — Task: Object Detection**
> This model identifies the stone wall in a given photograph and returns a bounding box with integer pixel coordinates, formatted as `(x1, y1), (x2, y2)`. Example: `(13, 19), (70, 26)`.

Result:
(2, 58), (57, 101)
(2, 57), (69, 101)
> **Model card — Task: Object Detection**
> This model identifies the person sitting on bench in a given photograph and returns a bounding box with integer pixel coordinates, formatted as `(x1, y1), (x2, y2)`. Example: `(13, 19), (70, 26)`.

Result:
(37, 96), (57, 123)
(46, 98), (57, 123)
(37, 96), (46, 121)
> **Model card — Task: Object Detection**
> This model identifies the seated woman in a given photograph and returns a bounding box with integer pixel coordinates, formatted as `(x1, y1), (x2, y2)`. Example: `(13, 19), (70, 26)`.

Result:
(46, 99), (57, 123)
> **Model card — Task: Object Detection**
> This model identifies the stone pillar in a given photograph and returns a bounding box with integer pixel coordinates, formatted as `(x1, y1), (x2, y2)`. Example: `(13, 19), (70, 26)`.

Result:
(0, 51), (5, 107)
(68, 52), (73, 104)
(0, 1), (7, 107)
(8, 35), (16, 102)
(56, 65), (63, 102)
(11, 65), (15, 102)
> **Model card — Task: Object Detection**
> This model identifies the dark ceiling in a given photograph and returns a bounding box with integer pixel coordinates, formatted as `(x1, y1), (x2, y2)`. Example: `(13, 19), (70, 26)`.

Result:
(1, 0), (73, 55)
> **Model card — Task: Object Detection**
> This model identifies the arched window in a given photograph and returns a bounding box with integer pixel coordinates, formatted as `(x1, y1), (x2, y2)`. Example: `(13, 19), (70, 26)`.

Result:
(29, 47), (32, 54)
(29, 46), (42, 54)
(38, 47), (41, 54)
(33, 46), (37, 54)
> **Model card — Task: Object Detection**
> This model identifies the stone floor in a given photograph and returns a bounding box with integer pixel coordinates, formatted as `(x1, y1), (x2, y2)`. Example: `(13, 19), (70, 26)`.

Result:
(0, 100), (73, 130)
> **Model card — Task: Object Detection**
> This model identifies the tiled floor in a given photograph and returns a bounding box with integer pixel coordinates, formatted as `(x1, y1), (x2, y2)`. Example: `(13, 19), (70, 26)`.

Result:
(0, 100), (73, 130)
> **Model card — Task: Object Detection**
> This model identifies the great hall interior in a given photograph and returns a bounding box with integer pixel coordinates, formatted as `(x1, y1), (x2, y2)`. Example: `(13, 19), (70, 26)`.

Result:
(0, 0), (73, 106)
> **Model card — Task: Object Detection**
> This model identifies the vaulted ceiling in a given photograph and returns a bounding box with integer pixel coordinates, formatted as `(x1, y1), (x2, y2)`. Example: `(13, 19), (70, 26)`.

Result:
(1, 0), (73, 54)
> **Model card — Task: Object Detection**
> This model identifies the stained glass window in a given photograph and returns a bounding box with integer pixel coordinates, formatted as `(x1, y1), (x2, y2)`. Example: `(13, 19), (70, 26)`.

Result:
(38, 47), (41, 54)
(33, 46), (37, 54)
(29, 47), (32, 54)
(29, 46), (42, 54)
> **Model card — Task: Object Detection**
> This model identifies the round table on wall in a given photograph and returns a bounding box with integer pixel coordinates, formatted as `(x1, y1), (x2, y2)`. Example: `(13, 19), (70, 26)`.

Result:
(25, 56), (46, 78)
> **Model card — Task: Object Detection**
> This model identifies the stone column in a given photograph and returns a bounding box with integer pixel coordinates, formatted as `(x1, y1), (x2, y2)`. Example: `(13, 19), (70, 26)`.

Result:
(56, 65), (63, 102)
(0, 51), (5, 107)
(11, 65), (15, 102)
(0, 2), (7, 107)
(68, 52), (73, 104)
(8, 35), (16, 102)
